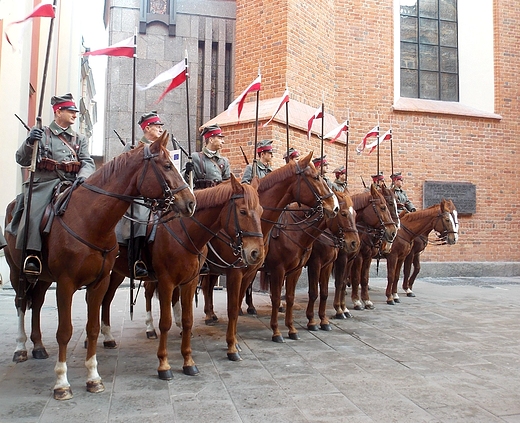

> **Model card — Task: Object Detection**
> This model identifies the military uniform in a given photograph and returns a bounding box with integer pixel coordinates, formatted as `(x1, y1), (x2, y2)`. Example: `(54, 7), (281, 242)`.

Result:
(313, 155), (333, 189)
(283, 147), (300, 163)
(332, 166), (347, 192)
(391, 172), (416, 213)
(242, 139), (273, 183)
(8, 94), (95, 252)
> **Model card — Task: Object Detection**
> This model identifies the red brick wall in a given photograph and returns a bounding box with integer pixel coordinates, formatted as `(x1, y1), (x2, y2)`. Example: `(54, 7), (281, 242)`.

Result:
(230, 0), (520, 263)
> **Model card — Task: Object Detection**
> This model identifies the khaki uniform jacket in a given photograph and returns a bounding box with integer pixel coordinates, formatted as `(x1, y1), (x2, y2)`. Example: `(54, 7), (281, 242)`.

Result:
(241, 161), (272, 183)
(189, 148), (230, 189)
(393, 187), (416, 213)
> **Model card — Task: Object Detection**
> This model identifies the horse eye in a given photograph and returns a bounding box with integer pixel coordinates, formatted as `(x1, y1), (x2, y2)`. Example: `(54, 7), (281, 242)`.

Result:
(240, 209), (247, 216)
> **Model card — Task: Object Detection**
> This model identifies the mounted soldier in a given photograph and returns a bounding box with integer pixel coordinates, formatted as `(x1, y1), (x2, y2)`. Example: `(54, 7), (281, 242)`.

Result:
(371, 171), (385, 187)
(391, 172), (416, 213)
(332, 166), (347, 192)
(312, 155), (333, 189)
(6, 93), (95, 276)
(282, 147), (300, 163)
(241, 139), (274, 183)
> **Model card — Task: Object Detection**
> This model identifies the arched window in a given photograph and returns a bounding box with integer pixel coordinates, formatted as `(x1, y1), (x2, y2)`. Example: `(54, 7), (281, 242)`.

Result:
(139, 0), (176, 35)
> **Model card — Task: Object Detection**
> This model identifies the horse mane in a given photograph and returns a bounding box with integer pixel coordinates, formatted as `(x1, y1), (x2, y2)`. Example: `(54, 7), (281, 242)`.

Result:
(194, 179), (260, 211)
(400, 203), (440, 223)
(350, 191), (371, 210)
(257, 162), (296, 193)
(95, 148), (133, 186)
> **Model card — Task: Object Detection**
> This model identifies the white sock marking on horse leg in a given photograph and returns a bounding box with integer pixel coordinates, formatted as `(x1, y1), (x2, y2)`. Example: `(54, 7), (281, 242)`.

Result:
(15, 310), (28, 353)
(85, 355), (101, 383)
(54, 361), (70, 390)
(365, 300), (374, 308)
(145, 311), (155, 333)
(405, 288), (413, 294)
(393, 293), (400, 300)
(100, 322), (115, 343)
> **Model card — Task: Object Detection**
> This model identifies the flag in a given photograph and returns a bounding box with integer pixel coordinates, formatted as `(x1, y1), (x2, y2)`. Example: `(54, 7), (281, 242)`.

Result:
(227, 75), (261, 119)
(324, 119), (349, 143)
(83, 36), (135, 58)
(137, 59), (187, 103)
(263, 88), (289, 127)
(356, 125), (379, 154)
(5, 1), (55, 47)
(367, 128), (392, 154)
(307, 105), (323, 140)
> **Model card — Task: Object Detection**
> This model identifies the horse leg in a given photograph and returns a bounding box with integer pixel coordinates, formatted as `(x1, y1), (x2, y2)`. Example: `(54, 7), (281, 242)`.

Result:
(225, 269), (252, 361)
(360, 257), (374, 310)
(172, 285), (182, 330)
(408, 253), (422, 294)
(144, 281), (158, 338)
(244, 279), (257, 315)
(201, 274), (219, 325)
(385, 255), (398, 305)
(392, 258), (406, 303)
(29, 280), (52, 359)
(318, 263), (334, 330)
(402, 250), (413, 294)
(99, 271), (125, 348)
(156, 279), (175, 379)
(269, 268), (285, 342)
(179, 279), (199, 376)
(285, 270), (302, 340)
(350, 255), (363, 310)
(306, 262), (320, 331)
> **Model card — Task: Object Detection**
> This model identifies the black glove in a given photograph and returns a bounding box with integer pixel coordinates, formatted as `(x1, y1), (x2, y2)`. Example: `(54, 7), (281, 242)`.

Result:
(410, 208), (417, 212)
(76, 176), (86, 184)
(28, 127), (43, 145)
(185, 161), (194, 174)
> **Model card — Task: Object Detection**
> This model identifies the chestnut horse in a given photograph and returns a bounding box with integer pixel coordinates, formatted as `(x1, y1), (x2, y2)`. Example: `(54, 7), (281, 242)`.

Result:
(3, 131), (195, 400)
(100, 175), (264, 378)
(384, 199), (459, 304)
(332, 184), (399, 315)
(262, 190), (359, 342)
(200, 153), (339, 360)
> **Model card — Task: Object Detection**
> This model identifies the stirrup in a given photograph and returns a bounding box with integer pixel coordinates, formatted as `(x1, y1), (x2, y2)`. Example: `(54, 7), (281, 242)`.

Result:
(23, 255), (42, 278)
(133, 260), (148, 279)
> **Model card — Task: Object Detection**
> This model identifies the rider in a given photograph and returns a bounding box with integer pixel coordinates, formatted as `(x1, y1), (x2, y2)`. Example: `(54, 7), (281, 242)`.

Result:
(282, 147), (300, 163)
(185, 123), (230, 189)
(371, 171), (385, 187)
(241, 139), (274, 183)
(118, 111), (165, 278)
(391, 172), (416, 213)
(313, 155), (333, 189)
(7, 93), (95, 276)
(332, 166), (347, 192)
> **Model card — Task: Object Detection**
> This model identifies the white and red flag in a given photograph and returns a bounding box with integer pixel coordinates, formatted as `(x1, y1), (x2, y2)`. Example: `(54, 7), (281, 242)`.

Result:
(83, 36), (135, 58)
(227, 75), (261, 119)
(324, 119), (349, 143)
(307, 105), (323, 140)
(137, 59), (187, 103)
(367, 128), (392, 154)
(356, 125), (379, 154)
(263, 88), (289, 127)
(5, 1), (55, 47)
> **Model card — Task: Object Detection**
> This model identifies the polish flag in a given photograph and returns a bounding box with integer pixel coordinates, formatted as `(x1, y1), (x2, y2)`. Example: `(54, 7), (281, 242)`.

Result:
(307, 105), (323, 140)
(5, 1), (55, 47)
(367, 128), (392, 154)
(324, 119), (349, 143)
(138, 59), (187, 103)
(227, 75), (261, 119)
(356, 125), (379, 154)
(263, 88), (289, 127)
(83, 36), (135, 58)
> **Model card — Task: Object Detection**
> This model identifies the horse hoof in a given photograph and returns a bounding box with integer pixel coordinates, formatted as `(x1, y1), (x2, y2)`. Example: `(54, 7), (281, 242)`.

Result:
(158, 369), (174, 380)
(344, 312), (353, 318)
(227, 352), (242, 361)
(205, 317), (218, 326)
(238, 308), (244, 316)
(307, 324), (319, 331)
(183, 365), (200, 376)
(32, 348), (49, 359)
(247, 307), (257, 315)
(13, 350), (28, 363)
(394, 298), (400, 303)
(103, 340), (117, 349)
(288, 332), (300, 340)
(320, 324), (332, 331)
(272, 335), (285, 343)
(407, 292), (416, 297)
(278, 306), (286, 313)
(365, 304), (375, 310)
(146, 330), (158, 339)
(353, 304), (363, 311)
(332, 313), (346, 319)
(54, 386), (73, 401)
(86, 379), (105, 393)
(84, 339), (88, 348)
(387, 300), (395, 305)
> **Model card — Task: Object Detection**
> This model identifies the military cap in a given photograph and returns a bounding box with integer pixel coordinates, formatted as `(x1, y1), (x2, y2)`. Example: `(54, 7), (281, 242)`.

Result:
(257, 139), (273, 153)
(333, 166), (346, 177)
(51, 93), (80, 113)
(312, 155), (328, 168)
(283, 148), (300, 161)
(200, 123), (224, 139)
(138, 111), (164, 130)
(390, 172), (403, 181)
(371, 171), (385, 182)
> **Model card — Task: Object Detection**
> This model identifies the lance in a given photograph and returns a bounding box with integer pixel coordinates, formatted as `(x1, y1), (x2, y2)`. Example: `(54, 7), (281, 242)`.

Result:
(285, 83), (290, 160)
(320, 101), (324, 177)
(113, 129), (126, 147)
(390, 119), (394, 177)
(239, 146), (250, 165)
(172, 135), (189, 158)
(17, 0), (58, 308)
(184, 50), (193, 190)
(345, 109), (350, 187)
(15, 114), (31, 131)
(129, 28), (137, 320)
(252, 68), (261, 179)
(376, 114), (380, 178)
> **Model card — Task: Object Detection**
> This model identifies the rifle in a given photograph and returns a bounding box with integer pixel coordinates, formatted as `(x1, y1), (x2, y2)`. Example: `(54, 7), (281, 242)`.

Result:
(171, 136), (189, 158)
(360, 175), (367, 189)
(113, 130), (126, 147)
(239, 146), (250, 165)
(15, 114), (31, 132)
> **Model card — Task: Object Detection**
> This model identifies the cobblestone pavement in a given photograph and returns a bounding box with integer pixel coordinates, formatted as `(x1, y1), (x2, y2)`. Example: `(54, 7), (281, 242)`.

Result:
(0, 276), (519, 423)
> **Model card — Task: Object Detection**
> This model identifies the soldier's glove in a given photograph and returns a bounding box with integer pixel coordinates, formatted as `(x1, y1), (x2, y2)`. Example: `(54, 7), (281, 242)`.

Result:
(410, 208), (417, 212)
(76, 176), (86, 185)
(28, 127), (43, 145)
(185, 161), (194, 175)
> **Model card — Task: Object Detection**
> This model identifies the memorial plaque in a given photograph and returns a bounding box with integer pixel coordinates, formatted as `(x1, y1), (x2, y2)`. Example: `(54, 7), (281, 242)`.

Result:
(423, 181), (476, 215)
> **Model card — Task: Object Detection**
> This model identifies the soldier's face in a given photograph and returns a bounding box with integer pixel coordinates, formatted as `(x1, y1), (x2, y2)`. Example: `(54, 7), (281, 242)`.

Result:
(207, 135), (225, 151)
(55, 109), (77, 128)
(144, 124), (164, 141)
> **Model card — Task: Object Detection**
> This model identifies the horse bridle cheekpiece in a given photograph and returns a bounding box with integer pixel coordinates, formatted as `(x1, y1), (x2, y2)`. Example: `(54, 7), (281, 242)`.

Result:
(294, 161), (334, 217)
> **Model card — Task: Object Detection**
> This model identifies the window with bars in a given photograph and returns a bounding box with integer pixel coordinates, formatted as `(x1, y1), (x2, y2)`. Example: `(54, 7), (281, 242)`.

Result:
(400, 0), (459, 101)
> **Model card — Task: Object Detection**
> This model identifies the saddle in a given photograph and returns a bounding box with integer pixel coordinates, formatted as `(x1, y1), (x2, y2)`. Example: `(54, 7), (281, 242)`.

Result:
(40, 180), (76, 234)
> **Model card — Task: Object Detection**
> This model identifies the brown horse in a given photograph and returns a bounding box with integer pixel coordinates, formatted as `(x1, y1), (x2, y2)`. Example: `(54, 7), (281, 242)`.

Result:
(384, 199), (459, 304)
(200, 153), (340, 360)
(332, 184), (399, 315)
(262, 190), (359, 342)
(3, 131), (195, 400)
(100, 174), (264, 378)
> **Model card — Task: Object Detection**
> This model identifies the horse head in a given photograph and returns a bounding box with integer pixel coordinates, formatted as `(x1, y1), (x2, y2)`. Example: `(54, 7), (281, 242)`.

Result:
(359, 184), (397, 244)
(380, 182), (400, 230)
(331, 191), (360, 254)
(137, 130), (195, 218)
(437, 198), (459, 245)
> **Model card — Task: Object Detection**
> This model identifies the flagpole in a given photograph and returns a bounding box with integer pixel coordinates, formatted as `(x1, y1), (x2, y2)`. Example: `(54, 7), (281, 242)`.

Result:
(17, 0), (58, 307)
(184, 50), (193, 190)
(129, 28), (137, 320)
(320, 102), (324, 177)
(285, 83), (289, 160)
(376, 113), (380, 178)
(345, 109), (350, 187)
(252, 69), (260, 178)
(390, 119), (394, 176)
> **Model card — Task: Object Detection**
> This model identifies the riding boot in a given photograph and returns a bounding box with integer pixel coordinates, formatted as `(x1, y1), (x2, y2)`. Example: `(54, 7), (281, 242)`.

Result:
(133, 236), (148, 279)
(23, 250), (42, 281)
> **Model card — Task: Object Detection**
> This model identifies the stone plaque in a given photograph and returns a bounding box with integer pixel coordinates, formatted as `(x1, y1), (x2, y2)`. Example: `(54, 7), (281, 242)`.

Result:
(423, 181), (476, 215)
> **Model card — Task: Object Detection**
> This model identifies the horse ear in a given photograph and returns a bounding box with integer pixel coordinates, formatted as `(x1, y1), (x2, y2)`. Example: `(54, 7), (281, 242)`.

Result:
(300, 152), (312, 167)
(250, 176), (260, 190)
(159, 130), (169, 148)
(370, 183), (377, 196)
(230, 173), (242, 192)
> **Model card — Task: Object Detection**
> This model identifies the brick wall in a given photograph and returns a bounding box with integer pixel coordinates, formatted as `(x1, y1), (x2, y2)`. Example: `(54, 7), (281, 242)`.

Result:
(226, 0), (520, 263)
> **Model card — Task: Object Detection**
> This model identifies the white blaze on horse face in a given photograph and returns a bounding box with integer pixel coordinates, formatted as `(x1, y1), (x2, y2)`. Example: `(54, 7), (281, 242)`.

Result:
(349, 206), (354, 217)
(448, 210), (459, 243)
(331, 190), (340, 212)
(393, 198), (401, 229)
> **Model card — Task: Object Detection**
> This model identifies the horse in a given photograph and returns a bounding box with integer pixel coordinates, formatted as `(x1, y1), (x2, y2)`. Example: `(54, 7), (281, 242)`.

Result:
(3, 131), (196, 400)
(347, 183), (401, 310)
(332, 183), (399, 315)
(261, 190), (359, 342)
(384, 199), (459, 304)
(199, 152), (340, 360)
(100, 174), (264, 379)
